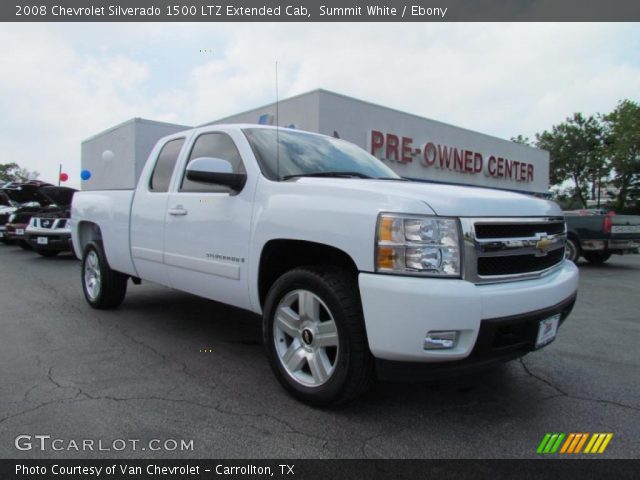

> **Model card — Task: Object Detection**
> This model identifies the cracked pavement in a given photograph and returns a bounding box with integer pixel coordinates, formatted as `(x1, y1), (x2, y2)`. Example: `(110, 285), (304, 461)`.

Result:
(1, 247), (638, 458)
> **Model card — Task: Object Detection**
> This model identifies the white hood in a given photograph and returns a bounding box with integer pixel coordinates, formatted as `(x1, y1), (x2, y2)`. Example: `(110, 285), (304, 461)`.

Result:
(294, 178), (561, 217)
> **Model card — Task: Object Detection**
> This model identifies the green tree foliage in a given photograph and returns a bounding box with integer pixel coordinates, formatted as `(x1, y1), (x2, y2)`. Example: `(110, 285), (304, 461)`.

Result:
(534, 113), (605, 208)
(602, 100), (640, 212)
(510, 135), (531, 146)
(0, 162), (40, 183)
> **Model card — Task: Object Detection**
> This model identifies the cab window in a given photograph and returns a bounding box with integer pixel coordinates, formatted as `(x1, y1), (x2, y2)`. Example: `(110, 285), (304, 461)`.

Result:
(149, 138), (185, 192)
(180, 132), (245, 193)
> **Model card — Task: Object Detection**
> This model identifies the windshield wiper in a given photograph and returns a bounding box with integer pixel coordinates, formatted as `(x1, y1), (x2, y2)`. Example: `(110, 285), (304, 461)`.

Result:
(282, 171), (373, 180)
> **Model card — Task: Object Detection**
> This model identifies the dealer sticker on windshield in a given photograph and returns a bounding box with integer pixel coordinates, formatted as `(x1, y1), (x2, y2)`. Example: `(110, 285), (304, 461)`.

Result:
(536, 314), (561, 349)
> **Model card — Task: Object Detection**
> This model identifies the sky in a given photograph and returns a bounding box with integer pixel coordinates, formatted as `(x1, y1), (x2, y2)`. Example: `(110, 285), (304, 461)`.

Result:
(0, 22), (639, 188)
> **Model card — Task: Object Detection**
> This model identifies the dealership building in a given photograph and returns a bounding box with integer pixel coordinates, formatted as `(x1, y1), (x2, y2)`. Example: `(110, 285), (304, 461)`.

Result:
(82, 89), (549, 194)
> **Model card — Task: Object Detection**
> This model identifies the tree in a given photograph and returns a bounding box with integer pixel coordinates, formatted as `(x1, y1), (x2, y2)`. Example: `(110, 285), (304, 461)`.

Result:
(0, 162), (39, 183)
(510, 135), (531, 146)
(602, 100), (640, 212)
(535, 113), (606, 208)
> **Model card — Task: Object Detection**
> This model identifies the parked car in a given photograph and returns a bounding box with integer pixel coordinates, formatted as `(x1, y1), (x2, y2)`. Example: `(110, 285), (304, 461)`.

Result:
(564, 210), (640, 264)
(72, 125), (579, 405)
(0, 190), (17, 244)
(1, 181), (52, 248)
(25, 186), (77, 257)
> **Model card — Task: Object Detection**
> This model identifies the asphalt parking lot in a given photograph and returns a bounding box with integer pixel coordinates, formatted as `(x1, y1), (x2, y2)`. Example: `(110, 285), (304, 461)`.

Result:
(1, 246), (638, 459)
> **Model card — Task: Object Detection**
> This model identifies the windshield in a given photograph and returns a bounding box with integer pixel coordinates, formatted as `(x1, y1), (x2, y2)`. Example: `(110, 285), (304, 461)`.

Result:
(243, 128), (400, 181)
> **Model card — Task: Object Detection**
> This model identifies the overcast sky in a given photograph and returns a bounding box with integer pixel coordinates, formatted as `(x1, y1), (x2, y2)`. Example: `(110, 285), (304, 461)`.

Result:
(1, 22), (638, 187)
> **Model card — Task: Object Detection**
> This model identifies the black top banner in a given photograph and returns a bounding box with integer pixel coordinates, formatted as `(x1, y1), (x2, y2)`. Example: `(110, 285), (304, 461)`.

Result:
(3, 0), (640, 22)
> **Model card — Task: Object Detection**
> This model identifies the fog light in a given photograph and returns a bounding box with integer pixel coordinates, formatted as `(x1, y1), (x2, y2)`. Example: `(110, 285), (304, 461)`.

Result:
(424, 331), (458, 350)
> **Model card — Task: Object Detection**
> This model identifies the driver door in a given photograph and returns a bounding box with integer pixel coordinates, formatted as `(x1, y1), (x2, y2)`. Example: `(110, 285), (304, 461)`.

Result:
(163, 131), (253, 310)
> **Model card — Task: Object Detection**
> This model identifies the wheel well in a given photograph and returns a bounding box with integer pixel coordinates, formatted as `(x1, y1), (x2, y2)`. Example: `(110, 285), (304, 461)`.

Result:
(567, 232), (580, 246)
(258, 240), (359, 307)
(77, 221), (103, 253)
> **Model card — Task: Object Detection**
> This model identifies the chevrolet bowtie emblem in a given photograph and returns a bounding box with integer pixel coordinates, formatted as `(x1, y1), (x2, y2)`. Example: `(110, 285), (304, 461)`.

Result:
(535, 236), (553, 254)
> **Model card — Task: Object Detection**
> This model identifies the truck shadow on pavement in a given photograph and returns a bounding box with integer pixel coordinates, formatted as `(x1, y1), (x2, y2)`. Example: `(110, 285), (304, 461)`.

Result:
(99, 285), (549, 418)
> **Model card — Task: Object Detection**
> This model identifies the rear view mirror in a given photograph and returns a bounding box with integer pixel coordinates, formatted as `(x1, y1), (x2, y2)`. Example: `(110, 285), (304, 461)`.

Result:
(185, 157), (246, 192)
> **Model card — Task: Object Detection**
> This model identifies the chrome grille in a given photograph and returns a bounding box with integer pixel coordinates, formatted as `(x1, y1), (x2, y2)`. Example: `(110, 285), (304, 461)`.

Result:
(461, 217), (566, 284)
(34, 218), (67, 229)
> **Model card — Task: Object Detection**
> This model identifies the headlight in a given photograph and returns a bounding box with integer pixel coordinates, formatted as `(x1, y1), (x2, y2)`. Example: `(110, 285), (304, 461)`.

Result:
(28, 217), (36, 227)
(376, 213), (461, 277)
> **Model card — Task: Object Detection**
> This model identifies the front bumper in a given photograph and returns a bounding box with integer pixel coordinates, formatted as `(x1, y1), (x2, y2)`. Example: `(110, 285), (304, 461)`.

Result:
(25, 227), (72, 251)
(5, 223), (28, 241)
(358, 260), (579, 363)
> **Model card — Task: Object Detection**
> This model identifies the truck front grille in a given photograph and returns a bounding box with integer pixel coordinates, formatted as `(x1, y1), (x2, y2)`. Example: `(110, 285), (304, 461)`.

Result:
(477, 248), (564, 276)
(475, 221), (565, 239)
(461, 217), (567, 284)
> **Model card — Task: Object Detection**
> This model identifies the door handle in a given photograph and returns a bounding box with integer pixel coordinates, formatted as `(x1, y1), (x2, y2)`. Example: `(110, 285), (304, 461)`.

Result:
(168, 206), (188, 216)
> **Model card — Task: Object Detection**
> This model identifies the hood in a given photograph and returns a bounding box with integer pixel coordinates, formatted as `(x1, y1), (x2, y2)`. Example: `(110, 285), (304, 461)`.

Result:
(1, 181), (53, 205)
(291, 178), (561, 217)
(38, 186), (76, 207)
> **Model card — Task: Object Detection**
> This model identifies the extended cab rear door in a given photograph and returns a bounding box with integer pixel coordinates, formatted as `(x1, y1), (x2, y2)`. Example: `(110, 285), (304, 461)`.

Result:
(162, 129), (256, 311)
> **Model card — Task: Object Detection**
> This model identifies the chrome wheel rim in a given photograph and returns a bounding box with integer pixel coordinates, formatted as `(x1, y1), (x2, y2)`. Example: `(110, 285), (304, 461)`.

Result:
(273, 289), (339, 387)
(84, 251), (101, 300)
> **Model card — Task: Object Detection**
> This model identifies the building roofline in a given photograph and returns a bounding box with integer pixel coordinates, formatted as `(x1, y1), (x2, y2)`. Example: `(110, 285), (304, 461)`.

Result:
(202, 89), (324, 126)
(207, 88), (547, 155)
(82, 118), (191, 144)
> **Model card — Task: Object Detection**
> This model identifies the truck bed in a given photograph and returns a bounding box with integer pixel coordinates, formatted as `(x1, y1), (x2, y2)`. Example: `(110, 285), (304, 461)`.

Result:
(71, 189), (137, 276)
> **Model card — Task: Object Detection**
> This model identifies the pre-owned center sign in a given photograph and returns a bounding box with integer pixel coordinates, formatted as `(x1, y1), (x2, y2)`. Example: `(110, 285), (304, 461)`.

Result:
(368, 130), (548, 193)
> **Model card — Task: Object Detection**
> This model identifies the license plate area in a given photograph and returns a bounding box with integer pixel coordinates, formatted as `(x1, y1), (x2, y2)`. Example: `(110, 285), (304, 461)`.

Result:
(535, 314), (560, 349)
(611, 225), (640, 234)
(16, 228), (25, 235)
(37, 237), (48, 245)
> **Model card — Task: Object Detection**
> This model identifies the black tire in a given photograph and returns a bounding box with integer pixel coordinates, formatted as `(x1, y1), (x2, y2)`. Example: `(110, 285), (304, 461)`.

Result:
(18, 240), (32, 250)
(263, 266), (374, 406)
(564, 237), (581, 263)
(36, 249), (59, 257)
(583, 252), (611, 264)
(81, 241), (128, 309)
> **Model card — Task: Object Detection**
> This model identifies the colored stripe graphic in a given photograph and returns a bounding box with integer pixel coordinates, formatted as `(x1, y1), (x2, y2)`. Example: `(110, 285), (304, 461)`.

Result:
(537, 433), (565, 454)
(574, 433), (589, 453)
(560, 433), (575, 453)
(585, 433), (613, 454)
(540, 433), (613, 454)
(537, 434), (552, 454)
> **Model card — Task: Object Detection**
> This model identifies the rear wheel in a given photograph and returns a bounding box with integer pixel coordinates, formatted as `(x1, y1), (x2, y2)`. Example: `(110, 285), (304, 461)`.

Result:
(36, 249), (59, 257)
(583, 252), (611, 264)
(564, 237), (580, 263)
(263, 266), (374, 406)
(82, 241), (128, 309)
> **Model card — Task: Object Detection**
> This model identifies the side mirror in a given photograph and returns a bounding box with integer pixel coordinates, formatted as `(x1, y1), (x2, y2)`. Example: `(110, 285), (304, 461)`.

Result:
(185, 157), (246, 192)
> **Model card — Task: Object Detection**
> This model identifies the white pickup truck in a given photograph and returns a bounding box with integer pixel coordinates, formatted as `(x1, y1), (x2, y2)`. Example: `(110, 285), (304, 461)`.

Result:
(72, 124), (579, 405)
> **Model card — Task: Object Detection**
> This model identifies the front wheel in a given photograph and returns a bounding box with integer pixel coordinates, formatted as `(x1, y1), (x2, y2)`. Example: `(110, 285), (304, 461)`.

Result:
(263, 266), (374, 406)
(82, 241), (128, 309)
(564, 237), (581, 263)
